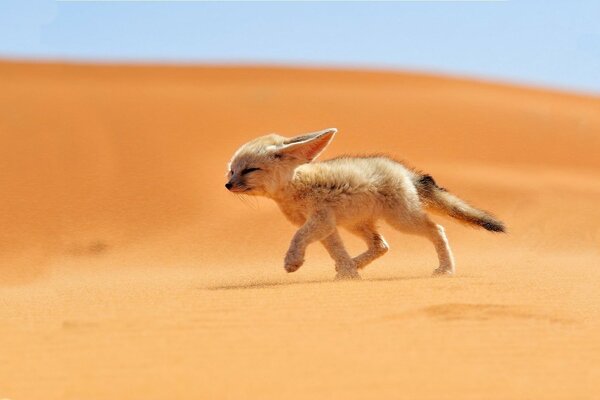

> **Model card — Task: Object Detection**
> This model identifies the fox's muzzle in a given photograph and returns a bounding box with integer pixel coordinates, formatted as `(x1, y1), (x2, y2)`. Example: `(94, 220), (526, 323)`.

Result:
(225, 179), (248, 193)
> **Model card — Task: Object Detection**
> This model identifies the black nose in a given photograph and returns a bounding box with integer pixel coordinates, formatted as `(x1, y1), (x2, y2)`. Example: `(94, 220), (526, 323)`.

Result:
(225, 182), (233, 190)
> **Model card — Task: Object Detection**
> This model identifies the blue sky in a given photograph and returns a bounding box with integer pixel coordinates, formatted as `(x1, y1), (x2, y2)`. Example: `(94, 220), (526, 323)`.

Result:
(1, 0), (599, 94)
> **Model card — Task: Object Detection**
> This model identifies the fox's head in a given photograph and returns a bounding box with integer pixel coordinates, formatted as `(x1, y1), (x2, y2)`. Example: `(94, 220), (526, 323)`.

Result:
(226, 128), (337, 196)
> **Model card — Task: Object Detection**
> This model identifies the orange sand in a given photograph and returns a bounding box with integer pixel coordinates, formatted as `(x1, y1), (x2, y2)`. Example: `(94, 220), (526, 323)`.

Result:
(1, 61), (599, 399)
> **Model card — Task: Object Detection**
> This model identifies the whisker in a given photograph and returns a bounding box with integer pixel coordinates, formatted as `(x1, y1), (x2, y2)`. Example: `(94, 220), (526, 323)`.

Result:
(247, 195), (260, 210)
(236, 193), (252, 209)
(230, 188), (259, 210)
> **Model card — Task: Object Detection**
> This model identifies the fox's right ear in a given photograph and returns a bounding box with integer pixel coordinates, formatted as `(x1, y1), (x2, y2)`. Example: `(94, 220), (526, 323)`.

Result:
(276, 128), (337, 162)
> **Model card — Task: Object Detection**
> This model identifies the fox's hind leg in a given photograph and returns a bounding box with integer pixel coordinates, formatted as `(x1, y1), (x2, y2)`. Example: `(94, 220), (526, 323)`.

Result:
(386, 212), (455, 276)
(321, 231), (360, 280)
(425, 221), (455, 276)
(347, 223), (389, 270)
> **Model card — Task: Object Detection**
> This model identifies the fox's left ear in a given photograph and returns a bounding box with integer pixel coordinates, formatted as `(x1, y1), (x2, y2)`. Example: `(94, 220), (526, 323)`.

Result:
(277, 128), (337, 162)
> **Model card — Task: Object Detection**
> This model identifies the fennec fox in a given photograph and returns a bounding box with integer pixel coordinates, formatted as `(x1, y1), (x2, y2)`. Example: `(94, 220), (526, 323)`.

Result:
(226, 128), (505, 279)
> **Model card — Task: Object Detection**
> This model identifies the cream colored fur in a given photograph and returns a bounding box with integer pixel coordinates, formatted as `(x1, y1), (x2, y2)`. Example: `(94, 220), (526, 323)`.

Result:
(226, 128), (503, 279)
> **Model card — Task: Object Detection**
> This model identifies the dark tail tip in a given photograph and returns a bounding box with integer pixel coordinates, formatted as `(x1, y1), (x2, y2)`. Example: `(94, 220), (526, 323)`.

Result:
(481, 220), (506, 233)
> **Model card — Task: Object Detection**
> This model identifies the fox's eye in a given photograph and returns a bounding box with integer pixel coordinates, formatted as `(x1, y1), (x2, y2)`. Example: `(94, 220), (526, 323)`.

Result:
(241, 167), (261, 175)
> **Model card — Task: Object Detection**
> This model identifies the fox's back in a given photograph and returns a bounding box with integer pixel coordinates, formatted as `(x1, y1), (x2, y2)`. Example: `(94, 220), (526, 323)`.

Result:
(287, 156), (421, 224)
(294, 156), (416, 192)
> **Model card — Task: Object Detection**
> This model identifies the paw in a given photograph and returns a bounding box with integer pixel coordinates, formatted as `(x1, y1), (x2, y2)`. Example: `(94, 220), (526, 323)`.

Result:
(352, 257), (368, 270)
(335, 263), (361, 280)
(335, 269), (361, 280)
(432, 267), (454, 277)
(284, 253), (304, 273)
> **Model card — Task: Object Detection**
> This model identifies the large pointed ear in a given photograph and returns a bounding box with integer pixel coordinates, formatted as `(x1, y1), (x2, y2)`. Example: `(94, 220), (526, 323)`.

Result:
(277, 128), (337, 162)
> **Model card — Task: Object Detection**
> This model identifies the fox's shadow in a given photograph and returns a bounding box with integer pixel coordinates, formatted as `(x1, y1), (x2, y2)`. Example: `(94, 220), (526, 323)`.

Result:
(204, 274), (439, 291)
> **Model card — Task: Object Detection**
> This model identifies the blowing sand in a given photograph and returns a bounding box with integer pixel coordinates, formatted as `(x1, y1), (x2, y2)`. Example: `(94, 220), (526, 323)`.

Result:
(1, 61), (599, 399)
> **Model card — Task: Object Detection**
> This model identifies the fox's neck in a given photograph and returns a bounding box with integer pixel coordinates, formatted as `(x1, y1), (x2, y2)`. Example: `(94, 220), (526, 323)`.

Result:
(265, 181), (296, 203)
(265, 180), (306, 226)
(264, 166), (302, 201)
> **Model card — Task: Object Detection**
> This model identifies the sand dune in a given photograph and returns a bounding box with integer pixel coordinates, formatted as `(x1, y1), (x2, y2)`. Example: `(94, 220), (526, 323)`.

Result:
(1, 61), (599, 399)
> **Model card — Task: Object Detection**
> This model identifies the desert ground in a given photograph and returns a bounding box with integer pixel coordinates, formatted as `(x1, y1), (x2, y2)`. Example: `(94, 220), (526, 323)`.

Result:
(1, 61), (599, 399)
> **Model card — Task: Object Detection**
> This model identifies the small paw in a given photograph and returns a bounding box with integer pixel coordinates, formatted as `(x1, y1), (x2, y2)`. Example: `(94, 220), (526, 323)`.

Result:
(284, 253), (304, 273)
(432, 267), (454, 277)
(352, 259), (368, 270)
(335, 268), (361, 280)
(284, 262), (303, 273)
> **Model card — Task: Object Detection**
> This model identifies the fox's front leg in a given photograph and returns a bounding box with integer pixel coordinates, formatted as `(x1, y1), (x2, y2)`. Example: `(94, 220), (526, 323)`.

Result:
(284, 209), (335, 273)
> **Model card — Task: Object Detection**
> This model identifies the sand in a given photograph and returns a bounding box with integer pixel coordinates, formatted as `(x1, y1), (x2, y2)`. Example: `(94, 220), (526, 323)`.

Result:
(1, 61), (599, 399)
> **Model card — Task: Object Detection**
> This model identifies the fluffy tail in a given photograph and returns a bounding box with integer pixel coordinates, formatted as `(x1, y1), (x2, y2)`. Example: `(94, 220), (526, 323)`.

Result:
(415, 174), (505, 233)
